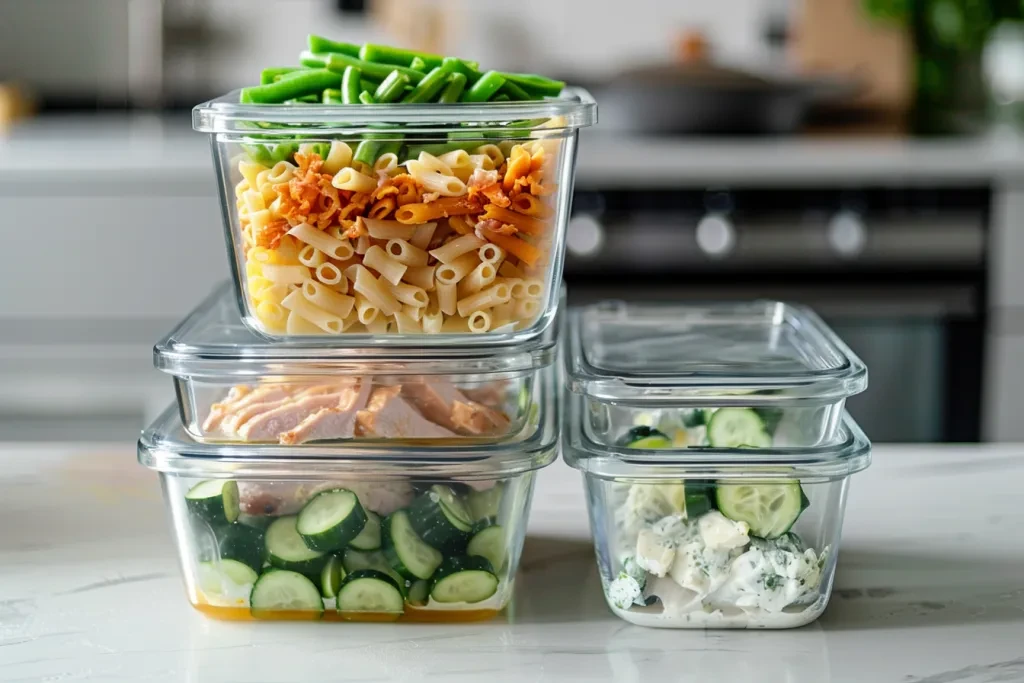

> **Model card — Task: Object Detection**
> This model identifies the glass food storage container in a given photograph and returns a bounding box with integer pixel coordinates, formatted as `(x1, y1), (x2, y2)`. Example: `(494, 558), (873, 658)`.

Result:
(192, 89), (596, 341)
(563, 392), (871, 629)
(137, 362), (558, 623)
(155, 284), (558, 445)
(565, 300), (867, 449)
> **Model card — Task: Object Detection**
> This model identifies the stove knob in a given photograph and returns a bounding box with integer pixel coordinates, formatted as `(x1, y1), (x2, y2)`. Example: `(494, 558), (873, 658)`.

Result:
(695, 214), (735, 258)
(828, 211), (866, 258)
(566, 214), (604, 258)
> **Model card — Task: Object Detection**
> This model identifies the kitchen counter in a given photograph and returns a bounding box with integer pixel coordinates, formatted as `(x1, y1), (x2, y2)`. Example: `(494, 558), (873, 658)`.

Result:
(6, 115), (1024, 187)
(0, 444), (1021, 682)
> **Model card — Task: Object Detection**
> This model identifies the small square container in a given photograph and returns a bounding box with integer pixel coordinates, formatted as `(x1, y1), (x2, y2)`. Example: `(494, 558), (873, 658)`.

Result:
(563, 392), (871, 629)
(137, 362), (559, 623)
(156, 284), (557, 445)
(192, 89), (596, 341)
(566, 300), (867, 449)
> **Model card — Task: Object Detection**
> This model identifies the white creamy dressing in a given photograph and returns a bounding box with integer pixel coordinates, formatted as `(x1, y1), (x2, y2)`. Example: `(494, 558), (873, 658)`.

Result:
(609, 600), (826, 629)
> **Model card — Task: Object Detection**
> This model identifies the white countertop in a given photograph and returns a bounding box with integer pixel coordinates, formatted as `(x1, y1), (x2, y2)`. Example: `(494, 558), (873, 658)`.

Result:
(5, 115), (1024, 187)
(1, 443), (1022, 682)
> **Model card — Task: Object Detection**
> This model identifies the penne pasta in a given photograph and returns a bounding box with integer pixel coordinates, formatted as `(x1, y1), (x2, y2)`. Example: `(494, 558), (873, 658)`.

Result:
(394, 196), (482, 224)
(514, 297), (541, 320)
(430, 234), (486, 264)
(481, 203), (547, 236)
(245, 261), (263, 278)
(365, 315), (390, 334)
(402, 264), (436, 291)
(386, 238), (429, 267)
(468, 154), (495, 171)
(479, 230), (542, 267)
(373, 152), (399, 176)
(406, 159), (467, 197)
(457, 261), (497, 298)
(315, 262), (346, 289)
(363, 217), (418, 240)
(409, 222), (438, 250)
(415, 152), (453, 175)
(499, 260), (525, 279)
(368, 196), (397, 220)
(478, 243), (505, 265)
(509, 192), (555, 218)
(267, 160), (297, 184)
(239, 161), (267, 189)
(350, 264), (402, 315)
(286, 310), (324, 335)
(468, 310), (492, 334)
(287, 223), (356, 261)
(275, 236), (302, 264)
(354, 293), (380, 325)
(321, 140), (353, 174)
(403, 303), (423, 321)
(447, 215), (473, 236)
(256, 301), (288, 332)
(393, 311), (422, 334)
(523, 278), (544, 298)
(298, 244), (327, 267)
(492, 299), (515, 322)
(355, 234), (371, 255)
(390, 282), (429, 308)
(441, 316), (471, 333)
(302, 279), (355, 319)
(422, 308), (444, 334)
(262, 264), (311, 285)
(435, 252), (480, 285)
(242, 190), (266, 214)
(332, 167), (377, 193)
(436, 281), (458, 316)
(474, 144), (505, 167)
(281, 289), (344, 334)
(247, 275), (273, 298)
(364, 245), (408, 286)
(457, 282), (512, 317)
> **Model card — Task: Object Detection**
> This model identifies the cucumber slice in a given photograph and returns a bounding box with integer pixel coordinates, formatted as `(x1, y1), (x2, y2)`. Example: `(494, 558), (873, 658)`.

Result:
(466, 525), (506, 573)
(682, 409), (707, 428)
(715, 482), (806, 539)
(409, 485), (473, 552)
(250, 570), (324, 618)
(320, 555), (346, 598)
(406, 579), (430, 606)
(197, 559), (258, 601)
(383, 510), (443, 580)
(237, 513), (273, 531)
(336, 569), (405, 615)
(707, 408), (771, 448)
(296, 488), (367, 552)
(264, 516), (328, 574)
(684, 481), (715, 518)
(617, 426), (672, 449)
(430, 556), (499, 604)
(213, 523), (265, 572)
(466, 484), (504, 522)
(349, 510), (382, 551)
(185, 480), (239, 525)
(342, 548), (406, 591)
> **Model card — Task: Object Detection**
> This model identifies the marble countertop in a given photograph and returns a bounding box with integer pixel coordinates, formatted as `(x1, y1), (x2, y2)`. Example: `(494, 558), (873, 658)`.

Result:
(5, 116), (1024, 187)
(1, 443), (1022, 682)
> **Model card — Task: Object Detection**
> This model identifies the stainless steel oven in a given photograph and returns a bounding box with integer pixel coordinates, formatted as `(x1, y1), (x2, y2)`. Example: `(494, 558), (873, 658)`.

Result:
(563, 186), (988, 442)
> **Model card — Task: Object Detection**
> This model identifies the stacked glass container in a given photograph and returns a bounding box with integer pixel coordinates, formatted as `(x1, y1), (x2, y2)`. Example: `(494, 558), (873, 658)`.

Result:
(562, 300), (871, 628)
(137, 89), (596, 621)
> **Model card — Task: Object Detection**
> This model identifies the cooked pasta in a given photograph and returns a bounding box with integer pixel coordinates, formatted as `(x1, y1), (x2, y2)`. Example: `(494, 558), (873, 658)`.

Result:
(430, 234), (485, 264)
(393, 311), (422, 333)
(479, 243), (505, 264)
(315, 262), (345, 288)
(363, 245), (408, 286)
(409, 222), (437, 249)
(333, 167), (377, 193)
(363, 218), (418, 240)
(435, 252), (479, 285)
(390, 282), (429, 308)
(436, 281), (458, 316)
(321, 141), (353, 174)
(457, 261), (497, 297)
(302, 279), (356, 318)
(281, 289), (344, 334)
(402, 264), (436, 290)
(394, 196), (481, 224)
(355, 293), (380, 325)
(456, 282), (512, 317)
(386, 238), (429, 267)
(298, 244), (327, 267)
(349, 264), (401, 315)
(468, 310), (492, 333)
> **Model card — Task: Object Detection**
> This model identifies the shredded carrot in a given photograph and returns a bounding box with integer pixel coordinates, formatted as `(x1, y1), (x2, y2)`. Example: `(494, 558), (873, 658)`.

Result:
(255, 218), (290, 249)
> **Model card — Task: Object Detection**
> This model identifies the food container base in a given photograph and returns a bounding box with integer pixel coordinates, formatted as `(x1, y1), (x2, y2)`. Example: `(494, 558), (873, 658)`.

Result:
(606, 598), (827, 630)
(192, 595), (507, 623)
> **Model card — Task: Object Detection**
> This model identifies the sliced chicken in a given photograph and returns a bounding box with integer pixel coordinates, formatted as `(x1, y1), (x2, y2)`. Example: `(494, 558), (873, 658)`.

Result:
(279, 380), (372, 445)
(356, 386), (456, 438)
(202, 385), (263, 432)
(221, 384), (341, 434)
(451, 400), (512, 436)
(401, 379), (469, 432)
(460, 381), (510, 410)
(237, 390), (360, 441)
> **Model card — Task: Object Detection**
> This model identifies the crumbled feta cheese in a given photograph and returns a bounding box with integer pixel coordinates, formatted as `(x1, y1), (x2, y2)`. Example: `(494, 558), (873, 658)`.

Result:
(622, 556), (647, 589)
(607, 572), (643, 609)
(698, 511), (750, 551)
(635, 528), (676, 577)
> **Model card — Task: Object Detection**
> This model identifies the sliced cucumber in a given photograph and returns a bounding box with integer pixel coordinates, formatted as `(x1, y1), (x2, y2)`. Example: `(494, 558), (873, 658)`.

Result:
(197, 559), (258, 601)
(409, 485), (473, 552)
(237, 513), (273, 531)
(682, 408), (708, 428)
(296, 488), (367, 552)
(336, 569), (404, 615)
(430, 556), (499, 604)
(185, 480), (239, 525)
(707, 408), (771, 448)
(264, 516), (328, 574)
(212, 523), (265, 572)
(406, 579), (430, 606)
(320, 555), (346, 599)
(466, 525), (506, 573)
(715, 482), (806, 539)
(348, 510), (382, 551)
(250, 570), (324, 618)
(684, 481), (716, 518)
(617, 426), (672, 449)
(342, 548), (406, 590)
(466, 484), (504, 522)
(384, 509), (443, 580)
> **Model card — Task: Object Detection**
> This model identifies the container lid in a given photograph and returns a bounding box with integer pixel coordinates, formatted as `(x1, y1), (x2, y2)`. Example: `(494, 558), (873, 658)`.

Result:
(562, 394), (871, 481)
(155, 284), (559, 379)
(566, 300), (867, 404)
(139, 357), (559, 479)
(193, 88), (597, 136)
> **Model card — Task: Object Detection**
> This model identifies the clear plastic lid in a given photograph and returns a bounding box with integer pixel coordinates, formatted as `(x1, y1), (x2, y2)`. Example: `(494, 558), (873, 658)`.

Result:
(155, 284), (559, 379)
(562, 394), (871, 481)
(566, 300), (867, 404)
(139, 354), (559, 479)
(193, 88), (597, 136)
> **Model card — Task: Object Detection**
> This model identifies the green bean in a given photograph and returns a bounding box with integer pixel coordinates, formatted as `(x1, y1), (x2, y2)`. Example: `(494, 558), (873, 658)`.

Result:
(402, 64), (454, 103)
(442, 57), (482, 85)
(492, 93), (511, 102)
(377, 141), (403, 158)
(358, 90), (376, 105)
(261, 67), (304, 85)
(286, 93), (321, 104)
(323, 88), (343, 104)
(409, 56), (427, 71)
(499, 72), (566, 98)
(461, 71), (506, 102)
(438, 72), (467, 103)
(240, 143), (274, 164)
(374, 70), (411, 103)
(300, 50), (330, 68)
(353, 140), (380, 167)
(499, 80), (530, 101)
(308, 35), (360, 57)
(326, 53), (425, 84)
(240, 69), (341, 104)
(342, 66), (362, 104)
(359, 43), (444, 70)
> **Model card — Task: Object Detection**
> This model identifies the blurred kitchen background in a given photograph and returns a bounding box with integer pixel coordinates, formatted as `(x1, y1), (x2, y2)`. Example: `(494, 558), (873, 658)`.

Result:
(3, 0), (1024, 443)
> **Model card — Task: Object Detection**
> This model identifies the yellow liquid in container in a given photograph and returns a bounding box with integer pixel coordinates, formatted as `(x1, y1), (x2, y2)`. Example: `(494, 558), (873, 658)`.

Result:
(193, 596), (501, 623)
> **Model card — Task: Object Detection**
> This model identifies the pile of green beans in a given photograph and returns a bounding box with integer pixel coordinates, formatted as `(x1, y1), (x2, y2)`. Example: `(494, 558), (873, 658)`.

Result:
(239, 35), (565, 106)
